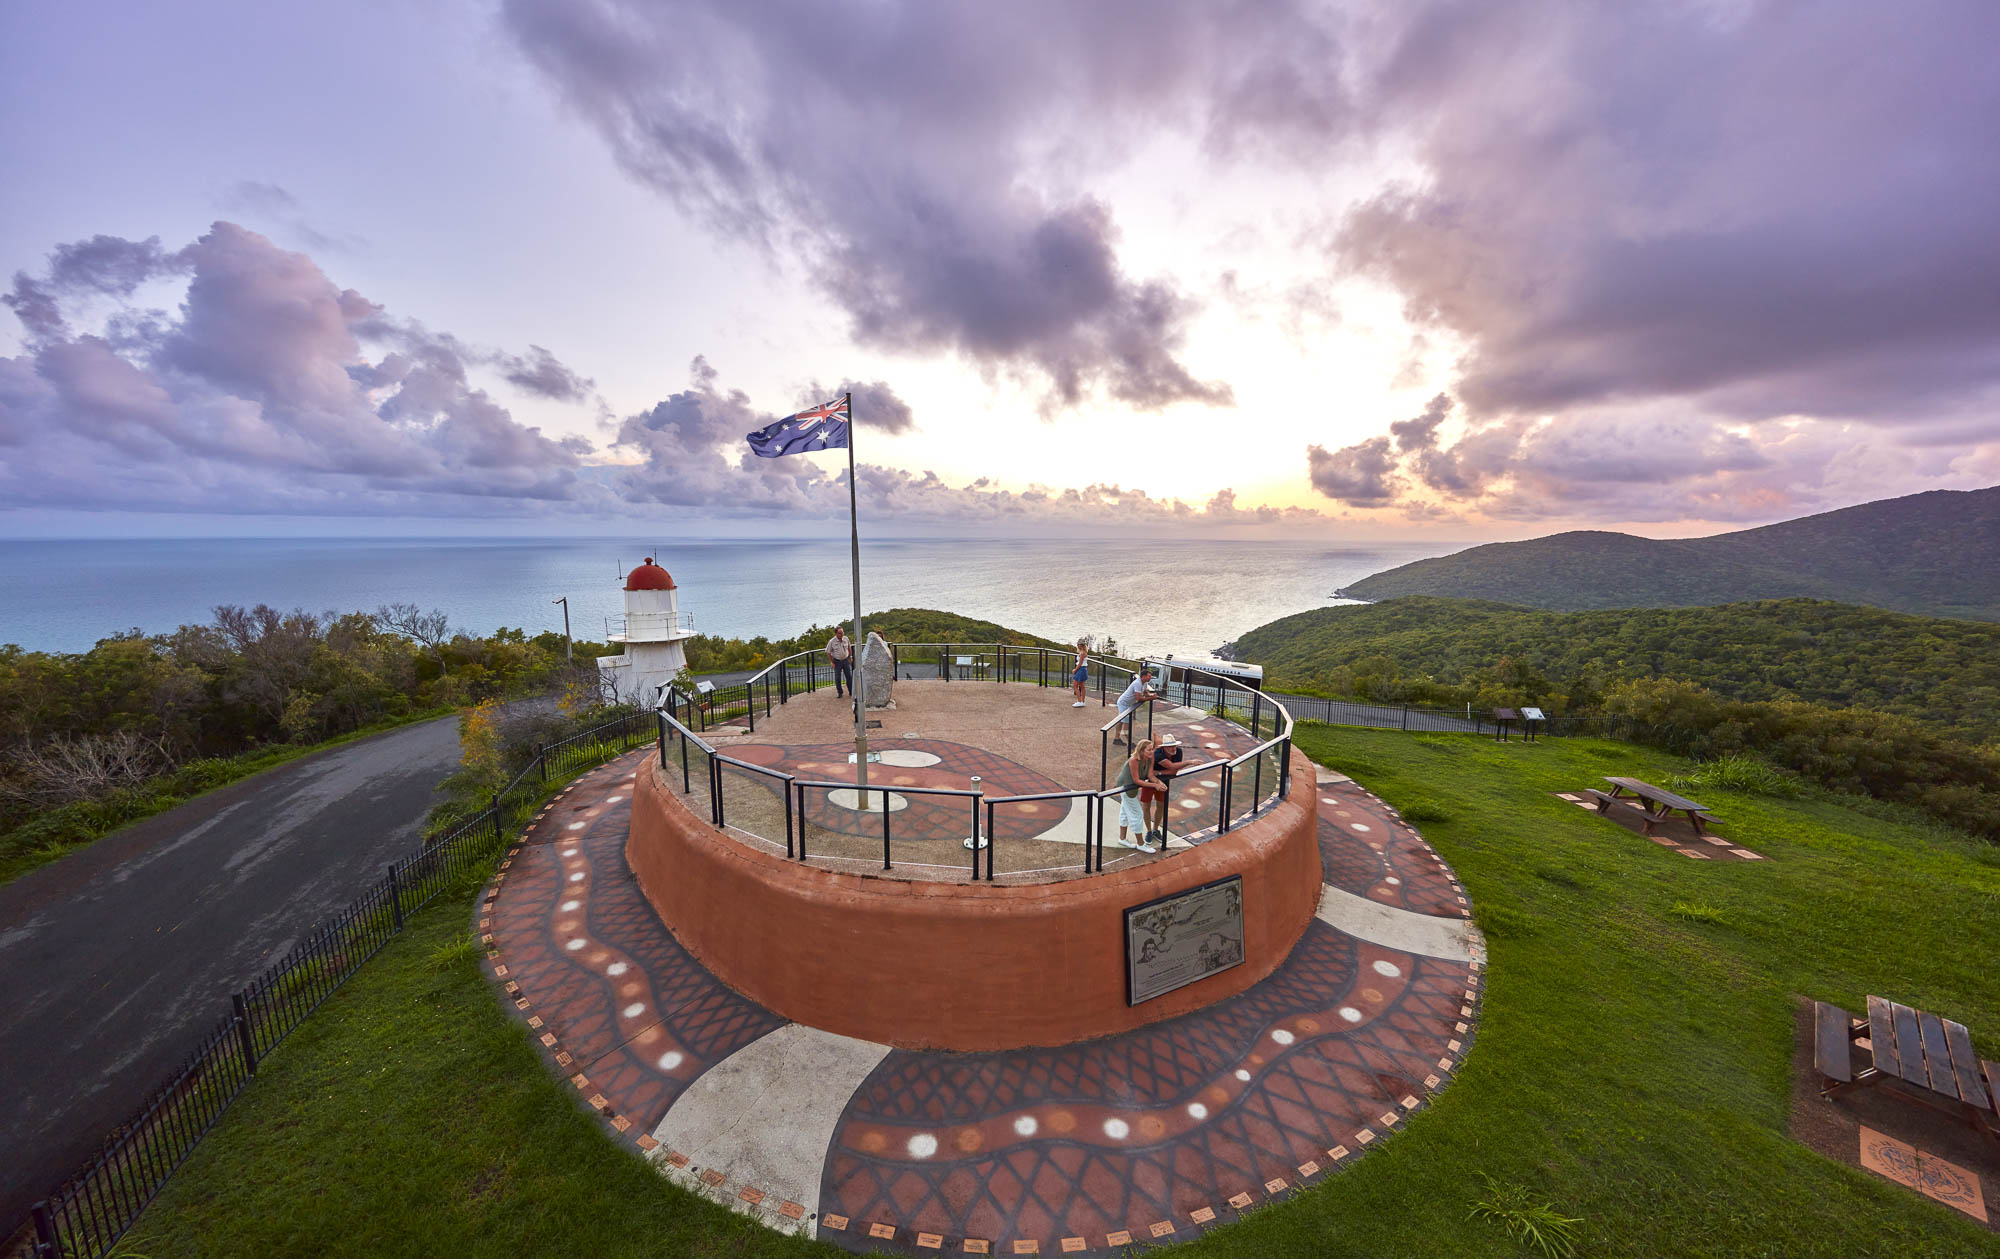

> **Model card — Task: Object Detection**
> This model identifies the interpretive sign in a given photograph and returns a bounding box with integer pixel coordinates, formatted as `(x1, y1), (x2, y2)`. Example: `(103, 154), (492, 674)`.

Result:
(1124, 876), (1245, 1005)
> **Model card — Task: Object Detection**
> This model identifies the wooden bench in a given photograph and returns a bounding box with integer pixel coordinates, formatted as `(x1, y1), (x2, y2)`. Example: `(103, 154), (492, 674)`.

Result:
(1985, 1060), (2000, 1131)
(1582, 788), (1665, 835)
(1815, 1001), (1858, 1095)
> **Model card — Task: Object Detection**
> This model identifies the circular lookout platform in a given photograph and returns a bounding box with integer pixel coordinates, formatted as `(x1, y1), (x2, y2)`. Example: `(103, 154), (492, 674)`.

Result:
(482, 651), (1486, 1256)
(635, 680), (1320, 1050)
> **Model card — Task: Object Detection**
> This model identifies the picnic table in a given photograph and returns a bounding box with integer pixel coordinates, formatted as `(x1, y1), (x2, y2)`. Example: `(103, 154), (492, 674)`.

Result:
(1585, 776), (1718, 837)
(1815, 996), (1999, 1143)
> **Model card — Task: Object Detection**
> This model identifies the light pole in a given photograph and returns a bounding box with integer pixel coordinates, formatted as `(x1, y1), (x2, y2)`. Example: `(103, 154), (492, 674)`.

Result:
(551, 596), (572, 664)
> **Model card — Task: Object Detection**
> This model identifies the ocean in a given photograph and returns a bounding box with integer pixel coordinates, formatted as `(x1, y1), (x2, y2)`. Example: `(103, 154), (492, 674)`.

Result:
(0, 536), (1457, 657)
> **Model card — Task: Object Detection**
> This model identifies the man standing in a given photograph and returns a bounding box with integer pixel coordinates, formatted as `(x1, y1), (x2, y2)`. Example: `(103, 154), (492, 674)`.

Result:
(1145, 735), (1185, 843)
(1113, 666), (1159, 747)
(828, 626), (854, 699)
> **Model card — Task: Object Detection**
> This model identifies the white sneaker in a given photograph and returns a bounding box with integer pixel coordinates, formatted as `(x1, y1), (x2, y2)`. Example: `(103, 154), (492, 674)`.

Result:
(1119, 835), (1142, 849)
(1071, 701), (1086, 708)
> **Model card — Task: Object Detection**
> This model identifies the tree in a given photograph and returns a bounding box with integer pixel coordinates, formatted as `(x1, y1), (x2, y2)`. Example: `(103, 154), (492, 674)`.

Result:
(374, 603), (452, 669)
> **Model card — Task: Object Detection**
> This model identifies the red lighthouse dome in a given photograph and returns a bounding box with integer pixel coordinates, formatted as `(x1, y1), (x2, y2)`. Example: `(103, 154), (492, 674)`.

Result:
(625, 558), (675, 591)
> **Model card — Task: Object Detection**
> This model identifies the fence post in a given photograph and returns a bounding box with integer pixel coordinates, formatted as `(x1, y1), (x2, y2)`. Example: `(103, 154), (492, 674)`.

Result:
(968, 776), (982, 881)
(710, 756), (723, 827)
(1252, 693), (1262, 740)
(537, 743), (547, 784)
(1219, 765), (1233, 832)
(881, 789), (892, 871)
(746, 683), (755, 733)
(491, 795), (502, 846)
(387, 863), (404, 930)
(783, 773), (795, 859)
(231, 993), (259, 1075)
(1279, 738), (1291, 799)
(1401, 705), (1409, 731)
(30, 1200), (61, 1259)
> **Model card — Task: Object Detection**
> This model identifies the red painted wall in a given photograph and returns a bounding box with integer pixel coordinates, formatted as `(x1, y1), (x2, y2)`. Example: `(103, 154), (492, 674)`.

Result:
(626, 754), (1323, 1051)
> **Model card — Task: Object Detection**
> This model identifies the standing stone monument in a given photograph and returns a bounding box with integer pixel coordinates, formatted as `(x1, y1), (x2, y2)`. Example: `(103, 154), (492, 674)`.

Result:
(860, 631), (895, 708)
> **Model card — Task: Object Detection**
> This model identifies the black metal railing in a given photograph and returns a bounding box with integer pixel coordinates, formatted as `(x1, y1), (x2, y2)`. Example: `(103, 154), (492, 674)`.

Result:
(23, 710), (656, 1259)
(653, 643), (1296, 884)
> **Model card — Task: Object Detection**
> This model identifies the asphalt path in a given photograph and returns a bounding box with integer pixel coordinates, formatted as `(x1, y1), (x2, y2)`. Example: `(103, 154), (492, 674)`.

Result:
(0, 715), (462, 1233)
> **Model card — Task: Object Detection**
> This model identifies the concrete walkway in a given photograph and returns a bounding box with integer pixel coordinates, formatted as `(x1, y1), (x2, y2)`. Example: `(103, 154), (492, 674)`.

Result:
(0, 716), (461, 1232)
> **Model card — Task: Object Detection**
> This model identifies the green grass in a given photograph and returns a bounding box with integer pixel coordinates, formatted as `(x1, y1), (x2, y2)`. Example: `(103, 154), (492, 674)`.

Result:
(119, 728), (1999, 1257)
(0, 706), (455, 887)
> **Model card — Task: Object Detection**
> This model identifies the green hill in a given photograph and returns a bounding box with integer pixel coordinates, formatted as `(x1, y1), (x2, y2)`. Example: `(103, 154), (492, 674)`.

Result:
(1343, 485), (2000, 620)
(1237, 596), (2000, 741)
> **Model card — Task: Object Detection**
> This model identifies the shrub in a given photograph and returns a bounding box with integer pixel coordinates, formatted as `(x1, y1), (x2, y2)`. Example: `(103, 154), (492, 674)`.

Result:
(1468, 1175), (1583, 1258)
(1670, 753), (1796, 798)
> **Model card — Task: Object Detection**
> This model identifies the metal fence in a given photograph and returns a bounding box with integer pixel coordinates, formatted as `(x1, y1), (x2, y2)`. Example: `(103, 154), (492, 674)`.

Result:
(1272, 693), (1600, 738)
(21, 710), (656, 1259)
(653, 642), (1295, 882)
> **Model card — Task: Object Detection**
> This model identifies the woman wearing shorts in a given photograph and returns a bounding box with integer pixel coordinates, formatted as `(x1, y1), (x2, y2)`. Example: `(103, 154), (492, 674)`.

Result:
(1113, 738), (1162, 852)
(1070, 640), (1090, 707)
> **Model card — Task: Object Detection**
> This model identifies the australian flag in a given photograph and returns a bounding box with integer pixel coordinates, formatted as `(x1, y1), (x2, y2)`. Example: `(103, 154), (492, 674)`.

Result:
(746, 394), (850, 458)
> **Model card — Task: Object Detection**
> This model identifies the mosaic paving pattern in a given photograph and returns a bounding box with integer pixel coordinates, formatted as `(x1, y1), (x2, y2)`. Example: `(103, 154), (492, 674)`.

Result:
(1317, 782), (1466, 918)
(818, 927), (1471, 1250)
(484, 747), (1482, 1256)
(483, 755), (785, 1136)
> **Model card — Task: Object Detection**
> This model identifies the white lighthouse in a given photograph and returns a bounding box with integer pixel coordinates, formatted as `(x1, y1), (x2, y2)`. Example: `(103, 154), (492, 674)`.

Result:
(597, 558), (695, 708)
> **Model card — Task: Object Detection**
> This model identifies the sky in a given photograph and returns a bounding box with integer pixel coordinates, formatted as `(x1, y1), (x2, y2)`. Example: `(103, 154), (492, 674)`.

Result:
(2, 0), (1997, 540)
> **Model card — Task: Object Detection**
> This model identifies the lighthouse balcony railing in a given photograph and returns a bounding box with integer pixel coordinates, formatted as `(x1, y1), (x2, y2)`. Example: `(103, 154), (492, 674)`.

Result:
(605, 610), (696, 642)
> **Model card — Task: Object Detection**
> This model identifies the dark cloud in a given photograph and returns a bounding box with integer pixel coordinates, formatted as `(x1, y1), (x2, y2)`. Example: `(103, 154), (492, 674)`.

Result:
(1306, 436), (1398, 506)
(496, 0), (1336, 412)
(3, 275), (66, 341)
(823, 379), (915, 435)
(48, 235), (186, 297)
(0, 223), (592, 514)
(1333, 1), (2000, 426)
(500, 344), (596, 402)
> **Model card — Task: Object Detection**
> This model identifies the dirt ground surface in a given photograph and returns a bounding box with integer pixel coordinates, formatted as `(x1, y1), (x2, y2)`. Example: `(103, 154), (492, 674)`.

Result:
(1787, 997), (1997, 1230)
(716, 678), (1191, 790)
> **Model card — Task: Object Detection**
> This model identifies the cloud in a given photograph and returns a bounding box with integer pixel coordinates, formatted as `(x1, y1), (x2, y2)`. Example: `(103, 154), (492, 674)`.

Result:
(1332, 2), (2000, 427)
(1288, 1), (2000, 522)
(603, 357), (1329, 530)
(221, 181), (367, 254)
(496, 0), (1331, 412)
(500, 345), (596, 403)
(1306, 436), (1399, 506)
(817, 379), (915, 436)
(0, 223), (593, 515)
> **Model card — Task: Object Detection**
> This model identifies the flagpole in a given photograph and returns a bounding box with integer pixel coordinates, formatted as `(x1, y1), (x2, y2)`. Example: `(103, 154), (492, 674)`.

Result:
(845, 391), (869, 804)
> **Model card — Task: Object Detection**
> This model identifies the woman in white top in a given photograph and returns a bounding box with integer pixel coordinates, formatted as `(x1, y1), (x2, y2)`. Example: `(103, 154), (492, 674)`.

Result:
(1070, 640), (1090, 707)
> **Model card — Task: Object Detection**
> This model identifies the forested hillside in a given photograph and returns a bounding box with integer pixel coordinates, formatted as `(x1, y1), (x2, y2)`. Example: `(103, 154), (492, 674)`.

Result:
(1343, 485), (2000, 619)
(1238, 597), (2000, 740)
(681, 608), (1067, 674)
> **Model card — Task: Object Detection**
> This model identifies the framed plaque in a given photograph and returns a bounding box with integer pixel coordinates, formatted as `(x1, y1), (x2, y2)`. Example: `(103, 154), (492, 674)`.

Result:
(1123, 876), (1245, 1005)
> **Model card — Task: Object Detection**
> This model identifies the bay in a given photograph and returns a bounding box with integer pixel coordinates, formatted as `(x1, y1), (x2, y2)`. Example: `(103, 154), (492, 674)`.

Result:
(0, 537), (1457, 657)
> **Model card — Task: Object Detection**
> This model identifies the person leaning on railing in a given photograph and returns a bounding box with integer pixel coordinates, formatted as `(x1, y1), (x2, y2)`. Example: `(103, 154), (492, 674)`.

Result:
(1111, 665), (1160, 747)
(1113, 737), (1164, 853)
